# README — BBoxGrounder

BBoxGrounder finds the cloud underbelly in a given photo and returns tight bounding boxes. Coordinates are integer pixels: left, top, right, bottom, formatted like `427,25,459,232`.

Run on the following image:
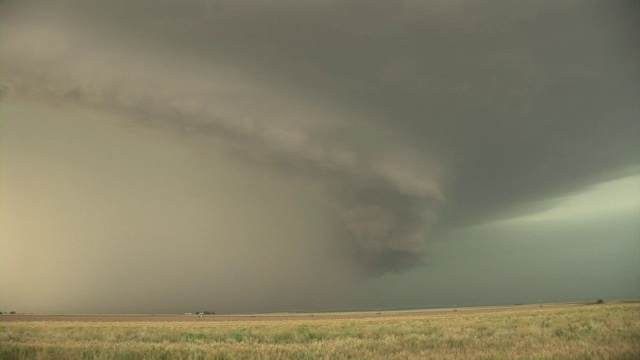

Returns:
2,24,446,275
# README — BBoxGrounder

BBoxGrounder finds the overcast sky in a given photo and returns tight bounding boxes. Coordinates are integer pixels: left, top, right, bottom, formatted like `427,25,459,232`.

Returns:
1,0,639,314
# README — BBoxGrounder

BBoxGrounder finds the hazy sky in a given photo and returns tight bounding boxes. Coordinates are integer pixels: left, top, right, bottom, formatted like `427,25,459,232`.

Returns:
1,0,639,314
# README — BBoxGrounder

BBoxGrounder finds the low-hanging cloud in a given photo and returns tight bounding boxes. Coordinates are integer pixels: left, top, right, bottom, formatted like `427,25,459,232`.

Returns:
2,0,638,281
2,18,446,274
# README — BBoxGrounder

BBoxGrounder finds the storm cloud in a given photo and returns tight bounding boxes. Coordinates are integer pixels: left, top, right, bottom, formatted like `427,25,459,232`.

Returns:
1,0,638,312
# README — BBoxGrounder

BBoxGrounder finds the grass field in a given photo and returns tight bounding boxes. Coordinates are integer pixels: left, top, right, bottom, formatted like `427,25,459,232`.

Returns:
1,302,639,359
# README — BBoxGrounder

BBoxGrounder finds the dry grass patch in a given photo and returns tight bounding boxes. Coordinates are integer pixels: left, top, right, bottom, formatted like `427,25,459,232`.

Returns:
2,302,639,359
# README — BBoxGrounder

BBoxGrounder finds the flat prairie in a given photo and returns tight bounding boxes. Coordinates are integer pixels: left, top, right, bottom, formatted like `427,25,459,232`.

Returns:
2,302,639,359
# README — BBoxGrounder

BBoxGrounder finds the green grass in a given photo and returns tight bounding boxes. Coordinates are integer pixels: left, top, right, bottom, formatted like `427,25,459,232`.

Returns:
1,303,639,359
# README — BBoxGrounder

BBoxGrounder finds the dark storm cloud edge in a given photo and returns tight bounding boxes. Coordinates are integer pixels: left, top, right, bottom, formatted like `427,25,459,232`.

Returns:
2,16,446,274
2,0,639,273
44,0,638,226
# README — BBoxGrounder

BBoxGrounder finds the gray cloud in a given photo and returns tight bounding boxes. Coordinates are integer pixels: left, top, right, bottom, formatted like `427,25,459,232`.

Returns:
2,6,446,274
2,0,638,282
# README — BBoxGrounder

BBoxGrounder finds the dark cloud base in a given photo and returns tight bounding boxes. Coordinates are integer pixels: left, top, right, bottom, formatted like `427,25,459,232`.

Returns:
1,0,638,277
